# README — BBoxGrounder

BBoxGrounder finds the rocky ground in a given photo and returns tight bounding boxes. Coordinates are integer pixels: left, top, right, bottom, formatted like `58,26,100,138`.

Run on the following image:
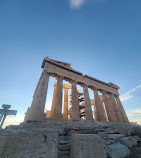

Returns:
0,119,141,158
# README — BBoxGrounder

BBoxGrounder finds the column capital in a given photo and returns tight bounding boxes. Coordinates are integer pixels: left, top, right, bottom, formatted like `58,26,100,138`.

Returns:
98,89,105,93
106,92,113,95
91,87,98,91
69,80,77,84
81,84,88,88
55,75,64,80
114,94,119,98
64,87,69,90
43,70,51,76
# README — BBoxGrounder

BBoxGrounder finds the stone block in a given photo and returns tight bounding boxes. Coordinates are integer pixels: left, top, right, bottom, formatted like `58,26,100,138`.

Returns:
119,136,140,148
108,134,125,140
133,126,141,137
117,126,134,136
70,134,107,158
106,142,131,158
105,128,118,134
0,132,58,158
97,132,107,138
58,144,70,151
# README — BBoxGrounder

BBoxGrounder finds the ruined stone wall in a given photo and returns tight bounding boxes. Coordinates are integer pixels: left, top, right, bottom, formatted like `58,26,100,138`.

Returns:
0,120,141,158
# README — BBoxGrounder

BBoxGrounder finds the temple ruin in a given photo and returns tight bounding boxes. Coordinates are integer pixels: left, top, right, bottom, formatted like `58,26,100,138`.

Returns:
1,57,141,158
24,57,129,124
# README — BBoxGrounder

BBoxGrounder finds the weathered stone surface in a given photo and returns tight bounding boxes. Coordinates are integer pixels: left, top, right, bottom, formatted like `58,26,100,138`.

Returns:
119,136,140,148
106,142,131,158
58,144,70,151
97,132,107,138
0,119,141,158
133,126,141,137
0,131,58,158
108,134,125,140
117,126,134,136
105,128,118,134
43,57,119,95
70,134,107,158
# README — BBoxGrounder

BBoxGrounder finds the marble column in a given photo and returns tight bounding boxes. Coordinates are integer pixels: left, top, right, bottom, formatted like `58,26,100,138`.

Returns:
52,76,63,119
94,105,98,121
83,85,93,120
30,71,50,121
107,93,123,123
71,81,80,121
93,88,107,122
24,107,31,122
63,88,69,119
115,95,129,123
33,73,43,98
101,100,108,122
101,90,115,122
50,84,57,118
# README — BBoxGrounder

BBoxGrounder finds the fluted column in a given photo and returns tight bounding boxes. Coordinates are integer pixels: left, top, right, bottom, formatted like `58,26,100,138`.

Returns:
107,93,123,123
33,72,43,98
101,90,115,122
93,88,107,122
115,95,129,123
30,71,50,121
71,81,80,121
24,107,31,122
83,85,93,120
101,100,108,122
63,88,69,119
52,76,63,119
94,105,98,121
50,84,57,118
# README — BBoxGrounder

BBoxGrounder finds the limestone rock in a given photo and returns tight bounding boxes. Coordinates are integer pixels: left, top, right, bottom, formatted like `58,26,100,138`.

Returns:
70,134,107,158
108,134,125,140
106,142,131,158
117,126,134,136
133,126,141,137
119,136,140,148
0,131,58,158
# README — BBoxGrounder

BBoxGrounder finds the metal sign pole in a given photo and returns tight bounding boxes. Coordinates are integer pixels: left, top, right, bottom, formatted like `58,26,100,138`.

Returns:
0,114,4,123
0,115,7,129
0,104,17,129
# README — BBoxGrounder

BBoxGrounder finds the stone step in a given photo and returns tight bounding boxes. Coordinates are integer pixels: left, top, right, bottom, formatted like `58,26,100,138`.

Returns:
58,144,70,151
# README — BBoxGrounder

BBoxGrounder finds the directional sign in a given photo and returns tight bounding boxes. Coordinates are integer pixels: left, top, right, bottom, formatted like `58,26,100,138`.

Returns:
2,104,11,109
0,109,17,115
0,104,17,129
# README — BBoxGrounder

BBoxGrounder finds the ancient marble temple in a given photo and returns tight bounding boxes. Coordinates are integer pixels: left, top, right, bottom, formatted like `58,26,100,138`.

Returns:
24,57,129,124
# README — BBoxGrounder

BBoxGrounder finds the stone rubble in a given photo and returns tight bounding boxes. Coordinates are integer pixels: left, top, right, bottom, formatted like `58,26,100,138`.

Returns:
0,119,141,158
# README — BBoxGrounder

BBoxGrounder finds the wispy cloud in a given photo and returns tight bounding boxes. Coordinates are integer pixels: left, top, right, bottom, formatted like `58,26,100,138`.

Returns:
69,0,86,8
69,0,108,9
127,109,141,117
120,85,141,101
127,109,141,125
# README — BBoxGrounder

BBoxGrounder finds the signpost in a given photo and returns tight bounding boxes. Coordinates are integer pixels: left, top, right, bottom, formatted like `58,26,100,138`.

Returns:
0,104,17,128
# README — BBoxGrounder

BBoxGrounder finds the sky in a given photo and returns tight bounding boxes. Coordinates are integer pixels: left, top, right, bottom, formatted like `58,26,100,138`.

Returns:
0,0,141,127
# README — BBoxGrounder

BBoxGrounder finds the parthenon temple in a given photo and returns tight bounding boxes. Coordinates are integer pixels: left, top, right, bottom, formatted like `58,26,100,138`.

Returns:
24,57,129,124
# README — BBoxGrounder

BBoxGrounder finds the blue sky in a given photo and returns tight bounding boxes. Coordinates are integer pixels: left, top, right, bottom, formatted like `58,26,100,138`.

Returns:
0,0,141,127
